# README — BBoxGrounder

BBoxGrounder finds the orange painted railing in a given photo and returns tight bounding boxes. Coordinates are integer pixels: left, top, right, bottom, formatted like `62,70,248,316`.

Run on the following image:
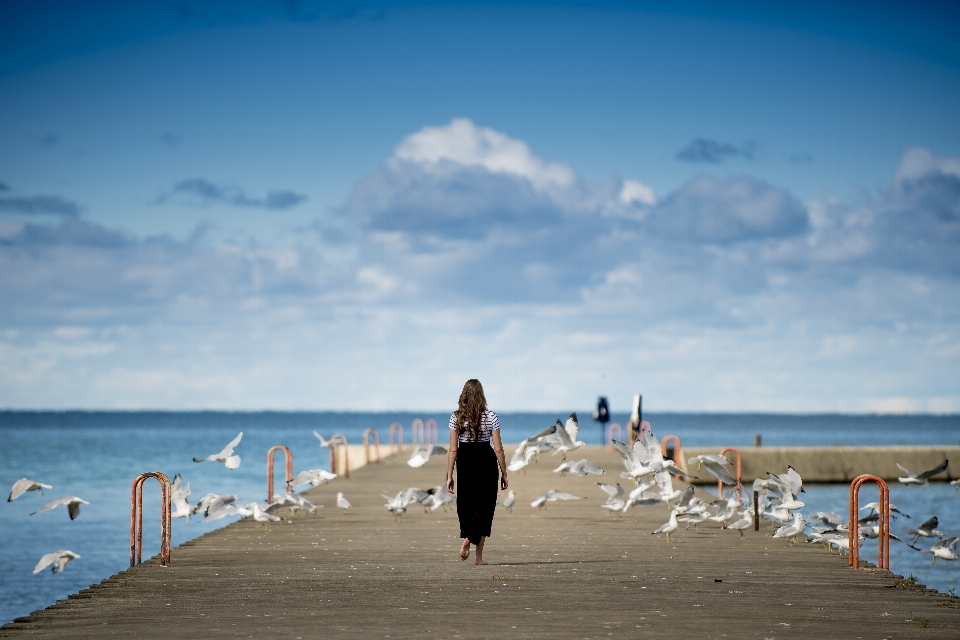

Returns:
631,420,651,447
330,434,350,479
606,423,622,451
719,446,743,503
425,418,439,444
363,428,381,464
130,472,171,567
411,418,425,444
849,474,890,570
389,422,404,452
267,445,293,502
661,435,682,467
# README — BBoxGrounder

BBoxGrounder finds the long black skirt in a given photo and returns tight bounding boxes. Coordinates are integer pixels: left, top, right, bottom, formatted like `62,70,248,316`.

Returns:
455,441,499,545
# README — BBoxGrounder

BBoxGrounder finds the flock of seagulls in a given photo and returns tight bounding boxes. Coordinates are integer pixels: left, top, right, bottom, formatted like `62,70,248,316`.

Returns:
8,477,88,574
9,430,351,576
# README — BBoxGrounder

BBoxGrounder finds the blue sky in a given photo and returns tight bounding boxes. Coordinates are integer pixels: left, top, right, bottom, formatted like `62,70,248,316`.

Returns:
1,1,959,412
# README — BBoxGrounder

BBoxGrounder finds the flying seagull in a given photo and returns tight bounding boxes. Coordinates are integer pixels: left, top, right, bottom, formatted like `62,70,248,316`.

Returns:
922,536,959,565
407,444,448,468
897,459,948,485
553,459,604,477
291,468,337,488
33,550,80,575
8,478,52,502
30,496,89,520
194,431,243,469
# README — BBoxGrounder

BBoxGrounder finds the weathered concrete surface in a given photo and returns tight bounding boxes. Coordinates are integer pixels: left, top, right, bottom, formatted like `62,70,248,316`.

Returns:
681,446,959,484
2,446,957,639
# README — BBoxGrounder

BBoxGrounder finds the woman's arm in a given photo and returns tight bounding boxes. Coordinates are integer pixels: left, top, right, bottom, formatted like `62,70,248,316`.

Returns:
491,430,509,490
446,426,459,493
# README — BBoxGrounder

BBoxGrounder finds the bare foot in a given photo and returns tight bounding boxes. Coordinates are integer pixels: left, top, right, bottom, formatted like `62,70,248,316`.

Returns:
459,541,470,561
475,559,488,566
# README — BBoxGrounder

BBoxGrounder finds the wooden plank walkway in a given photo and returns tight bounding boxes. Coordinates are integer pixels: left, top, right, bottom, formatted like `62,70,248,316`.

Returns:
2,446,957,639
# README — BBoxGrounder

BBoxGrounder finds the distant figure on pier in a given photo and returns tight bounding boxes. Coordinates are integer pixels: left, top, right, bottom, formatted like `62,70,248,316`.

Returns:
446,379,509,566
594,397,610,445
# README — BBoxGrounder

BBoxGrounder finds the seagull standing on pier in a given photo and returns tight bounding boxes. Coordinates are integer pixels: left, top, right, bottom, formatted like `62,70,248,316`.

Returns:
193,431,243,469
8,478,52,502
502,490,516,512
336,492,351,511
652,510,679,541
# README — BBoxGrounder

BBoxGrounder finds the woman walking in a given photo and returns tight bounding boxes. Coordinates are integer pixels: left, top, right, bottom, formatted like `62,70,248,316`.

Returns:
446,379,509,565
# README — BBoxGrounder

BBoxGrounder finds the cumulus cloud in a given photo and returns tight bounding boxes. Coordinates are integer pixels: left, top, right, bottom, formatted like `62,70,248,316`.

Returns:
163,178,307,210
677,138,755,163
1,120,957,412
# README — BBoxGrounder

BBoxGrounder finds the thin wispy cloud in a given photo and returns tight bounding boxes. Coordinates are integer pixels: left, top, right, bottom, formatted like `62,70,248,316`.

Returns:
677,138,755,163
162,178,307,210
0,195,81,217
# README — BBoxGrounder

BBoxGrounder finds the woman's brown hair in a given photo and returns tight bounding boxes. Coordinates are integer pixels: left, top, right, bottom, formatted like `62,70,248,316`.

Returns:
453,379,487,442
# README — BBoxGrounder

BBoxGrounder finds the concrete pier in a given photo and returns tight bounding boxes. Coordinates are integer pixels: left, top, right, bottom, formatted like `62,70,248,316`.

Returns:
2,446,957,638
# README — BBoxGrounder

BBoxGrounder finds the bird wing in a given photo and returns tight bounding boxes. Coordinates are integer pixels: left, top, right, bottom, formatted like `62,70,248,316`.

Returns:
565,414,579,442
31,496,72,515
313,430,331,447
510,439,531,466
10,478,50,502
579,460,604,475
916,459,948,481
531,425,558,440
554,421,574,447
217,431,243,458
429,444,448,456
596,483,620,498
33,551,62,574
896,463,916,478
551,491,583,501
702,460,736,485
67,500,83,520
785,466,804,495
918,516,938,531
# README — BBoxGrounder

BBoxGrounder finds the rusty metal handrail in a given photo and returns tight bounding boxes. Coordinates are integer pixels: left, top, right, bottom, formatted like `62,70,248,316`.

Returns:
606,423,622,452
389,422,404,452
330,434,350,478
634,420,651,447
267,445,293,502
424,418,438,444
849,474,890,570
130,472,171,567
411,418,425,445
363,428,381,464
719,446,743,503
661,435,682,467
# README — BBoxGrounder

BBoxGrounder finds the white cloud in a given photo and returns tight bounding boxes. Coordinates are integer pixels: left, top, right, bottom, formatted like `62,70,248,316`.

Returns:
1,123,958,412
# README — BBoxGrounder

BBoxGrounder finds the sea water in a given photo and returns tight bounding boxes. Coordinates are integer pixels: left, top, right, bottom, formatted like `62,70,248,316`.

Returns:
1,411,958,624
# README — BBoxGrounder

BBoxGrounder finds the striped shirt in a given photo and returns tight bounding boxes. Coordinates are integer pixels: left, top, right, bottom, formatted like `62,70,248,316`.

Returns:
449,410,501,443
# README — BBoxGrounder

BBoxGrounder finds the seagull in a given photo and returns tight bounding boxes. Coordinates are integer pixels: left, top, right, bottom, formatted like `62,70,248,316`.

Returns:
291,468,337,488
652,510,679,541
554,459,604,477
313,430,333,448
773,513,807,541
407,444,448,468
597,483,626,512
8,478,52,502
32,550,80,575
897,459,949,484
951,478,960,490
809,512,846,529
421,485,455,511
687,454,736,485
725,511,754,538
268,493,318,514
922,536,959,565
551,415,586,460
30,496,89,520
195,493,239,519
249,502,282,524
170,474,194,522
193,431,243,469
907,516,944,542
530,489,583,509
336,492,351,511
507,425,557,472
860,502,910,519
502,490,516,512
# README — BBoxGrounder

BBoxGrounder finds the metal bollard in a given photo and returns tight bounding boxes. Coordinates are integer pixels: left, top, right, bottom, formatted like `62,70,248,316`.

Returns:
389,422,404,453
606,423,622,452
330,434,350,478
753,490,759,531
425,418,438,444
267,445,293,502
849,474,890,569
363,428,381,464
719,447,743,503
130,472,171,567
